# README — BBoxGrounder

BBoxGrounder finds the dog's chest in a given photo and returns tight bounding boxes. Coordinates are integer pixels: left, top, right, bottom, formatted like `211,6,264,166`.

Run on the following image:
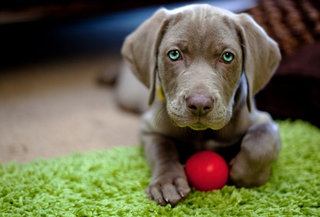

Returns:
176,129,242,163
180,129,242,150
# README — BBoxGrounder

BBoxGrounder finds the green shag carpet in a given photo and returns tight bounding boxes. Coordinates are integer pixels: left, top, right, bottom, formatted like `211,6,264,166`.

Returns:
1,120,320,216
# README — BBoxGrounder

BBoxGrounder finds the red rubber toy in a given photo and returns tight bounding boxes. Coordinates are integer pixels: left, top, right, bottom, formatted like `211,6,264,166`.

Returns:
185,150,229,191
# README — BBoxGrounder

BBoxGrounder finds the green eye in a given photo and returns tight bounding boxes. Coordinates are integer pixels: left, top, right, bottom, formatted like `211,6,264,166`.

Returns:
221,52,234,64
168,50,181,61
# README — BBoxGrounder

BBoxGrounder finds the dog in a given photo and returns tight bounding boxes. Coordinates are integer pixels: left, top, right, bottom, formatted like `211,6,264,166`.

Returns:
119,4,281,206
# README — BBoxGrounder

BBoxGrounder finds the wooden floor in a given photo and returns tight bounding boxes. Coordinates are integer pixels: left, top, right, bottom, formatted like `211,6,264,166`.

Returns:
0,55,140,163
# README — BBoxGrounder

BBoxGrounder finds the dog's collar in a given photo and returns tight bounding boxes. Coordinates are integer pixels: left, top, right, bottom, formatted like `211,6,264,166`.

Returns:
157,85,165,100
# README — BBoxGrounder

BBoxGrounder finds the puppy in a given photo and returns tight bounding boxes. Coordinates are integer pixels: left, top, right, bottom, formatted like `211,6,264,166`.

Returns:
120,4,281,206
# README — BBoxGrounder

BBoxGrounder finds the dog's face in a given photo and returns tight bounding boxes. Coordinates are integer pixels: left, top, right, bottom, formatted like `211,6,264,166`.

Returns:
122,4,281,130
157,9,243,130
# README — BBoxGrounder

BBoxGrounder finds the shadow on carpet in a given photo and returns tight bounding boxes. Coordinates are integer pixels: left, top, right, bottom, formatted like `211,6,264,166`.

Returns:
1,120,320,216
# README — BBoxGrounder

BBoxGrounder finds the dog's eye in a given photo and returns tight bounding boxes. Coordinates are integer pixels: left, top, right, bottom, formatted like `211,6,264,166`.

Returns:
221,52,234,64
168,50,181,61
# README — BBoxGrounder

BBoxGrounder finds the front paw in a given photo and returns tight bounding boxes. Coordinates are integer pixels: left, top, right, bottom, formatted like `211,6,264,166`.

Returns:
146,174,191,206
229,123,280,187
229,151,272,187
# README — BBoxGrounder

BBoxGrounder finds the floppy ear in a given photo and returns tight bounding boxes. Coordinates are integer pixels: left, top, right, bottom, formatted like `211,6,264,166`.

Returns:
121,9,170,106
236,13,281,112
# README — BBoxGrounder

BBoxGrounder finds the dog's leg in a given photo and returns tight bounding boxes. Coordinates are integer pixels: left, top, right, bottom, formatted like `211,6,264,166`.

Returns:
229,112,281,187
142,133,191,206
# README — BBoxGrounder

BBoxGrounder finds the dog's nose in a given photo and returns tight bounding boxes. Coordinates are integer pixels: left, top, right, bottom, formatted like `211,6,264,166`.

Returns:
186,94,214,116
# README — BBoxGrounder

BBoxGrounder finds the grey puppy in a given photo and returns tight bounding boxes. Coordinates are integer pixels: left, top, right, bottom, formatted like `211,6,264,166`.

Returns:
119,4,281,206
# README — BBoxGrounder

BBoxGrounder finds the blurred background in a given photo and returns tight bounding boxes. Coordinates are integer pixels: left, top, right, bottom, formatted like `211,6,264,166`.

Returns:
0,0,319,162
0,0,256,67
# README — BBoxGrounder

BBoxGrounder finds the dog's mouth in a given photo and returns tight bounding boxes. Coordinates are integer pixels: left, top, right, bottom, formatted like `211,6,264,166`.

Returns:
167,97,231,131
173,117,226,131
188,122,209,130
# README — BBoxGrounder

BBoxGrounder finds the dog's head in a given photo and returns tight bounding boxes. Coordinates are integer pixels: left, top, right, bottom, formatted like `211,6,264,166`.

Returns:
122,4,281,130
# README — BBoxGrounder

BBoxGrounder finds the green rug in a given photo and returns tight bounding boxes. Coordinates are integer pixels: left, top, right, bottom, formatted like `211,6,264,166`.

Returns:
1,120,320,216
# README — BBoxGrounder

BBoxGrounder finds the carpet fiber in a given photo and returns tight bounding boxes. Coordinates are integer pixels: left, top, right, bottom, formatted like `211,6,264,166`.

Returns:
1,120,320,216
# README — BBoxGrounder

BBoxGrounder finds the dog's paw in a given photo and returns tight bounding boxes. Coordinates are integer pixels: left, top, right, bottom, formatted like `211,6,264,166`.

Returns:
229,150,272,187
146,175,191,206
230,123,280,187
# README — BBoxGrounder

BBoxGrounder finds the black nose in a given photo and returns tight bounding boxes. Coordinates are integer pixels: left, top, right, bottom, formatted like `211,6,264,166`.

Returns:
186,94,214,116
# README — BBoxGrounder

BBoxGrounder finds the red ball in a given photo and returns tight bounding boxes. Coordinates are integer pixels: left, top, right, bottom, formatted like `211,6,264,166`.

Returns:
185,151,229,191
